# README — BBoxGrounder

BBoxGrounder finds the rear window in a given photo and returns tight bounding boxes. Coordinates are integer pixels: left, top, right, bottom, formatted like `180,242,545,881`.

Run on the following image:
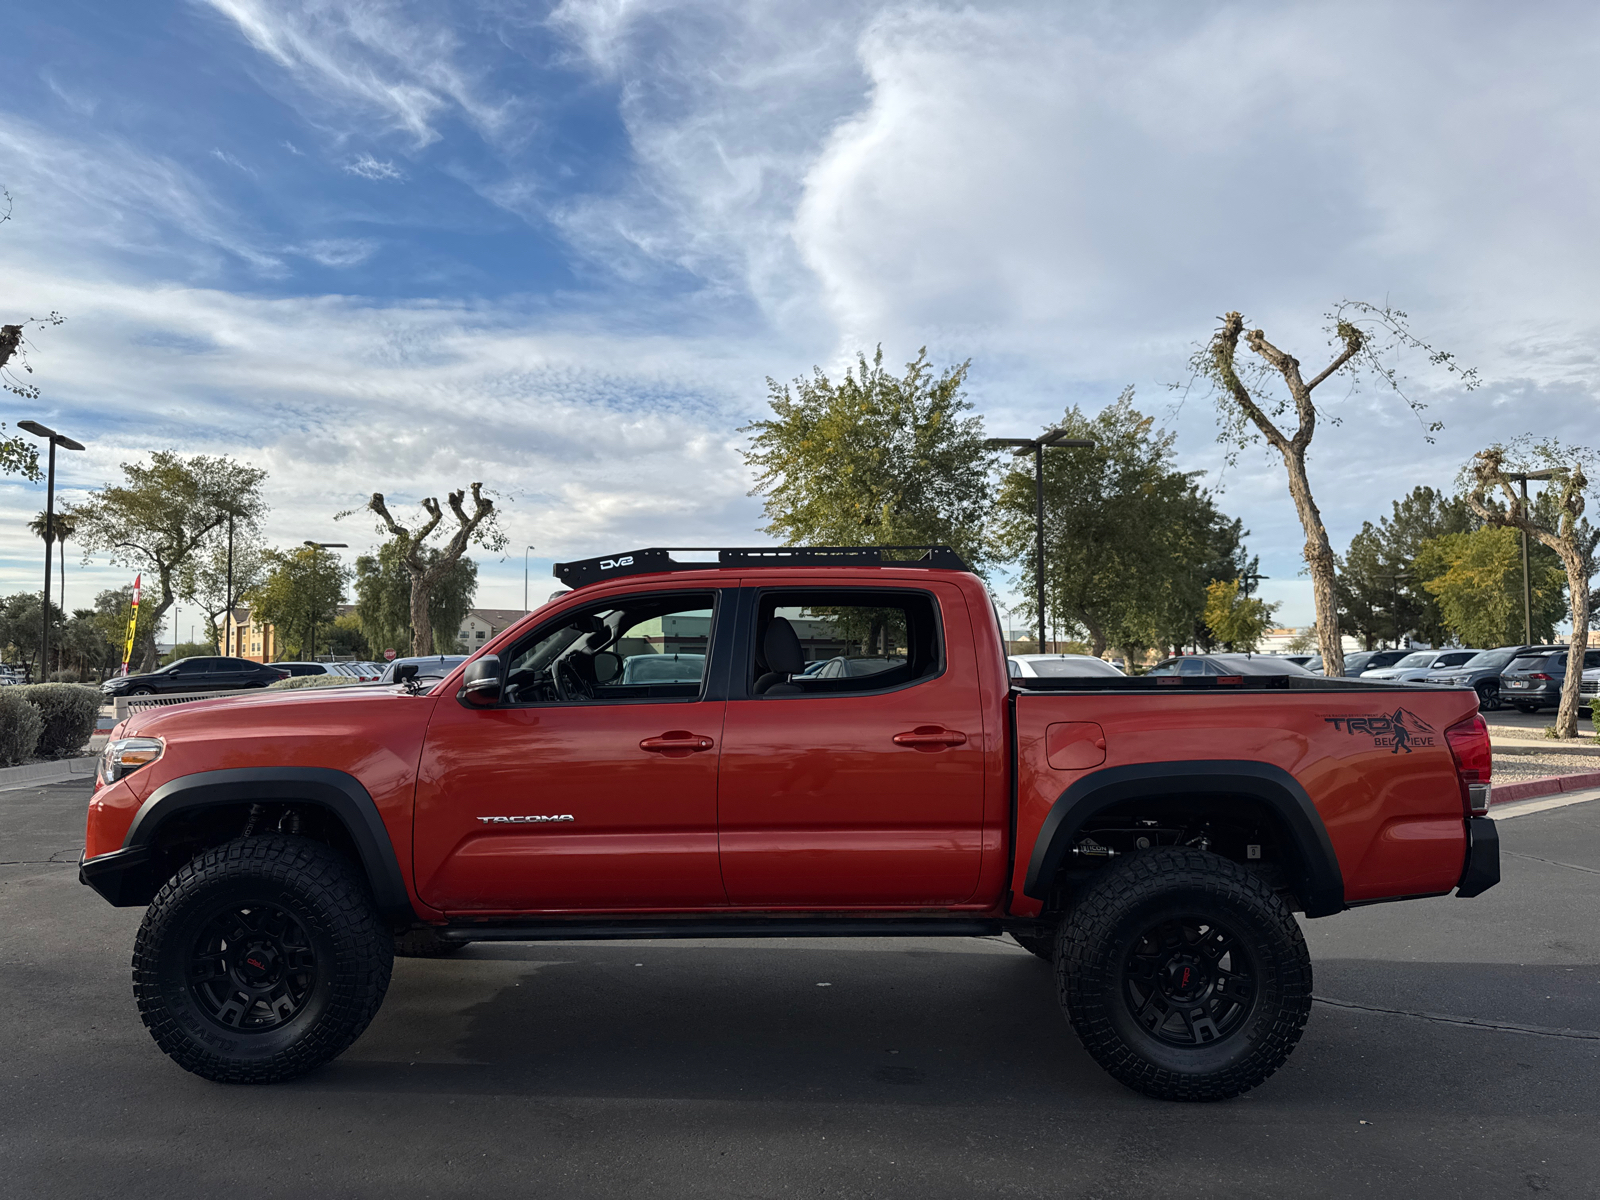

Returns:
1508,655,1550,672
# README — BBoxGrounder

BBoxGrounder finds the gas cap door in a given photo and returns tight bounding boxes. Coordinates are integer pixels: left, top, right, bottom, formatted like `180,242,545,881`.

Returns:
1045,721,1107,770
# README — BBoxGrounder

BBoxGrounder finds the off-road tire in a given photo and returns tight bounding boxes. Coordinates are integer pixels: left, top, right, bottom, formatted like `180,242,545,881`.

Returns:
133,836,393,1084
395,927,470,957
1476,682,1501,712
1056,847,1312,1102
1011,931,1056,961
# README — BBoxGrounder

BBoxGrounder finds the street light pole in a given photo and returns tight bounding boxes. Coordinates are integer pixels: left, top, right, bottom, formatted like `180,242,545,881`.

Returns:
18,421,85,681
302,541,348,661
524,545,536,612
1505,470,1559,645
984,428,1097,652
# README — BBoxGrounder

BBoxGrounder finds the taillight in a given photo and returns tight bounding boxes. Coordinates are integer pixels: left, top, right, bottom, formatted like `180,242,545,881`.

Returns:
1527,673,1553,681
1445,713,1492,816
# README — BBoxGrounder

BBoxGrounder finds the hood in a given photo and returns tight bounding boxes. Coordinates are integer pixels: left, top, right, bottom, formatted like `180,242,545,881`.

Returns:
123,681,419,737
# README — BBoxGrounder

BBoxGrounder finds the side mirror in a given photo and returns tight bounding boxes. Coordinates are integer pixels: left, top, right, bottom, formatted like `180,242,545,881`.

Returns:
392,663,418,686
459,655,502,706
592,651,622,684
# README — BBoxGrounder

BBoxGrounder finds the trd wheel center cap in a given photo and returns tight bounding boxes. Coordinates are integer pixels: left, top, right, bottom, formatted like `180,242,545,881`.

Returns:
235,942,281,986
1161,956,1209,1002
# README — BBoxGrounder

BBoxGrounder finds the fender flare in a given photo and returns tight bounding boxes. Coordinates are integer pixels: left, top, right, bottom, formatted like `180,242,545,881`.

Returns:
82,766,415,921
1022,760,1346,918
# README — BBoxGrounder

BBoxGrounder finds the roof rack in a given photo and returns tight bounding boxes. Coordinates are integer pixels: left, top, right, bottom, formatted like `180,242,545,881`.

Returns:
552,545,969,589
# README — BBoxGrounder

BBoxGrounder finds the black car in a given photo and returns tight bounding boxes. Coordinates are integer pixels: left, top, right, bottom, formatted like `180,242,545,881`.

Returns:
101,656,288,697
1499,646,1600,712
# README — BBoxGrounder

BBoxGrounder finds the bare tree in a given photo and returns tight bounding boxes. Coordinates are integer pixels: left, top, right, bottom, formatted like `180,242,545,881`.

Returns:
1465,442,1597,738
366,484,505,656
1192,302,1477,676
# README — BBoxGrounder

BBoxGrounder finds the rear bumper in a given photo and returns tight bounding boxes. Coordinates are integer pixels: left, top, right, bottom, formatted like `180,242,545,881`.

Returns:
1455,817,1500,898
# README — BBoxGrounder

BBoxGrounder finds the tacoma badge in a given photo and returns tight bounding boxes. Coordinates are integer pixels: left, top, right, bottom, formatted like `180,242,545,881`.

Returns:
477,814,576,824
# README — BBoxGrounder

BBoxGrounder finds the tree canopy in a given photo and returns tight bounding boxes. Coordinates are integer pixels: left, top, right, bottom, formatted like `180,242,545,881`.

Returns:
1413,527,1565,648
73,452,268,671
742,347,992,568
1337,486,1476,649
353,539,477,658
247,546,352,661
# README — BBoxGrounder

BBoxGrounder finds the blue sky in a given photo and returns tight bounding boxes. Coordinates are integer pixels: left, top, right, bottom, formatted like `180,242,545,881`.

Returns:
3,0,1598,637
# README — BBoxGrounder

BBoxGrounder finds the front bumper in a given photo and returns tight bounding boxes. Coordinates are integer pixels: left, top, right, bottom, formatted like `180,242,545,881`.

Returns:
1456,817,1500,898
78,846,162,907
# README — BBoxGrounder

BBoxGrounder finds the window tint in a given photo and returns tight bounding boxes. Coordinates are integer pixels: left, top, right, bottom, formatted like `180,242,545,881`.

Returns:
501,592,714,704
1585,650,1600,668
171,659,207,675
751,589,940,696
1508,655,1548,672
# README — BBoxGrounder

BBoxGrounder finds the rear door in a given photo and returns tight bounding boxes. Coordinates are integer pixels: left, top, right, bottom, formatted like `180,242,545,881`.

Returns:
715,582,988,907
413,587,730,913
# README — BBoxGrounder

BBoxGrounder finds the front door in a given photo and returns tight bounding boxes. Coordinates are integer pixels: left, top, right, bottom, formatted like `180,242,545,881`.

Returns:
413,588,729,913
716,583,988,907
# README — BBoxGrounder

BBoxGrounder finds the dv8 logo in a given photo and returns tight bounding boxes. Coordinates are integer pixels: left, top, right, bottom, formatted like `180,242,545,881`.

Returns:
599,556,634,570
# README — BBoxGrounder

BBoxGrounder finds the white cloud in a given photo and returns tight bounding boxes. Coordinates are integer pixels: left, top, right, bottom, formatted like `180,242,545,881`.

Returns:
198,0,516,147
342,153,403,181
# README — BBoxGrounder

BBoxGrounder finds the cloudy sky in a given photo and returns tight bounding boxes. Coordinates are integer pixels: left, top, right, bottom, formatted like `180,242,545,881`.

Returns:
2,0,1596,636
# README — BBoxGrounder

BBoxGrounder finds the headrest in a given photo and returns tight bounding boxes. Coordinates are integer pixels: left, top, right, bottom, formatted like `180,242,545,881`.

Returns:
762,617,805,675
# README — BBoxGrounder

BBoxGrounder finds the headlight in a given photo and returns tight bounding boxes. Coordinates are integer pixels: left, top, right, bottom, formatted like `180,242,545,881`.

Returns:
99,737,163,786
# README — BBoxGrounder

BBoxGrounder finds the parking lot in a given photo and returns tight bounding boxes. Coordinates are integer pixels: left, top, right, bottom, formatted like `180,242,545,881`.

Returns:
4,776,1599,1199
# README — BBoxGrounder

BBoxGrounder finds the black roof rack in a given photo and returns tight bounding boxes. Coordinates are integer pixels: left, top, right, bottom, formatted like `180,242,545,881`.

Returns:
552,545,969,589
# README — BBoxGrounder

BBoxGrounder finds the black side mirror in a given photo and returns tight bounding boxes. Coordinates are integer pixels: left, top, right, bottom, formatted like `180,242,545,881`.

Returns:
459,655,502,706
393,664,419,686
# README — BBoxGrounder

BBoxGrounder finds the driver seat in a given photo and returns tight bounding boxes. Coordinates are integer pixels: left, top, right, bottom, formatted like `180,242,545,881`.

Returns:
754,618,805,695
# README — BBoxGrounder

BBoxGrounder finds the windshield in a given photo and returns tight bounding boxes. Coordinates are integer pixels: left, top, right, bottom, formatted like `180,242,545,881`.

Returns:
1025,657,1124,677
1394,652,1436,668
1462,648,1519,669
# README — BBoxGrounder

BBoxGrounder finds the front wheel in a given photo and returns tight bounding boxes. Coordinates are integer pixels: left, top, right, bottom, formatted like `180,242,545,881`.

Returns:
132,836,393,1084
1476,682,1501,712
131,687,154,696
1057,847,1312,1102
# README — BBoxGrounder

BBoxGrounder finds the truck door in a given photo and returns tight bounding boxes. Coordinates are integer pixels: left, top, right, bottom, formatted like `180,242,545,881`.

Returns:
413,588,729,912
716,583,988,906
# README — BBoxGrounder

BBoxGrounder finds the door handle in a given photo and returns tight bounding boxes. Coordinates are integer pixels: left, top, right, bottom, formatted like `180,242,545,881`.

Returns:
892,726,967,748
640,731,716,756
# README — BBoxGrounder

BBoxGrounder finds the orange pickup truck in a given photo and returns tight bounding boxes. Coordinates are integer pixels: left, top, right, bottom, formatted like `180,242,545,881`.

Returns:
81,546,1496,1100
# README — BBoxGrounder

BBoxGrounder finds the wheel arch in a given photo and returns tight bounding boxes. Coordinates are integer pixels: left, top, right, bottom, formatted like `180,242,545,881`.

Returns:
86,767,415,921
1022,760,1346,918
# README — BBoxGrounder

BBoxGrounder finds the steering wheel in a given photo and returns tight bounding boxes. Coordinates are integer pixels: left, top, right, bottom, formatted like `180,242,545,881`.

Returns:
553,655,595,702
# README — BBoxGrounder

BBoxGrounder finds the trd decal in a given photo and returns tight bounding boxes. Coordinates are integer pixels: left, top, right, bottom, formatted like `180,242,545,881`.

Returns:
1324,709,1437,753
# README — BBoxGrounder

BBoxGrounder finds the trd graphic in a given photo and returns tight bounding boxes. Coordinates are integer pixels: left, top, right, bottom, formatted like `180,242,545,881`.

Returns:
1324,709,1438,753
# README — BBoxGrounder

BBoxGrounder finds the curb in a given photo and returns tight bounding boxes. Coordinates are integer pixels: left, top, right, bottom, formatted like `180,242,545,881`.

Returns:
1491,771,1600,806
0,755,98,792
1493,741,1600,758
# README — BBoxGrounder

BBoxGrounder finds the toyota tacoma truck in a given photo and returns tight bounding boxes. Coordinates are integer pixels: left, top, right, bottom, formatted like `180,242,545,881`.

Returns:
80,546,1499,1101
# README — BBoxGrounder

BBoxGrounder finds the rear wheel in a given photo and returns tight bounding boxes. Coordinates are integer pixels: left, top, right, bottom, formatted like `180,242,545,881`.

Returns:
132,836,392,1084
1057,847,1311,1102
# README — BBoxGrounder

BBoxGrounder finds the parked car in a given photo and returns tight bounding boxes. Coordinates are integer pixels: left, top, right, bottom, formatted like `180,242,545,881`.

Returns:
333,662,385,682
1360,648,1480,683
1146,653,1315,677
1580,667,1598,715
1498,646,1600,712
82,544,1497,1102
271,661,344,677
620,653,706,684
377,654,468,686
1420,644,1567,712
1336,649,1412,677
100,656,287,698
1008,653,1125,678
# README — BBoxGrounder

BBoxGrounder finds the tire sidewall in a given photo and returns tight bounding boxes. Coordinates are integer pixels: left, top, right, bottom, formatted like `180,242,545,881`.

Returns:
145,870,343,1065
1093,886,1286,1078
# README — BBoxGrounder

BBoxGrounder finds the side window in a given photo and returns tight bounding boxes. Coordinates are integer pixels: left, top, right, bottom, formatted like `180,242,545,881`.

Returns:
1177,658,1209,676
500,591,715,705
750,589,941,696
172,659,207,676
1584,650,1600,669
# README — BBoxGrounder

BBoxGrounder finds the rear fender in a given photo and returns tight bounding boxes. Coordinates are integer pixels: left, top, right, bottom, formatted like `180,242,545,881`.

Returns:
1022,760,1346,917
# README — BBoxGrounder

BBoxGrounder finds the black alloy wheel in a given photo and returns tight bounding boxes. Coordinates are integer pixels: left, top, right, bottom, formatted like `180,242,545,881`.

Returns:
1476,682,1501,712
187,901,318,1031
1057,847,1312,1102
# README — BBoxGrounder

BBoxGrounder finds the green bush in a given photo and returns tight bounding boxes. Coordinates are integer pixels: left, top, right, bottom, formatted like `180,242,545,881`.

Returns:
266,674,368,691
17,683,103,757
0,689,44,765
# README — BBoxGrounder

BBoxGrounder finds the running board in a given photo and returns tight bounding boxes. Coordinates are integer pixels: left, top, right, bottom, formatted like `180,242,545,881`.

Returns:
437,917,1004,942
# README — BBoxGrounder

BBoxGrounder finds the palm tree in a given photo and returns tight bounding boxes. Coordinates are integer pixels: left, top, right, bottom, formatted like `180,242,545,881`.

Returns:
27,508,76,621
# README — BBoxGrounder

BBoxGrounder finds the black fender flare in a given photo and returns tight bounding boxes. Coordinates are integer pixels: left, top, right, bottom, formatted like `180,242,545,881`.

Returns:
81,766,416,922
1022,760,1346,918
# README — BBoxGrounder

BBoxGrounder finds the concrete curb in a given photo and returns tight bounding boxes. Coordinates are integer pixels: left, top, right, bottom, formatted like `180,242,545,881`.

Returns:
1491,771,1600,806
1493,740,1600,758
0,756,98,792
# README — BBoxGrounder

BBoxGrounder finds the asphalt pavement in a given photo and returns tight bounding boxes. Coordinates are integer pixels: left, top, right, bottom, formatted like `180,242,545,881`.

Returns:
4,779,1599,1199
